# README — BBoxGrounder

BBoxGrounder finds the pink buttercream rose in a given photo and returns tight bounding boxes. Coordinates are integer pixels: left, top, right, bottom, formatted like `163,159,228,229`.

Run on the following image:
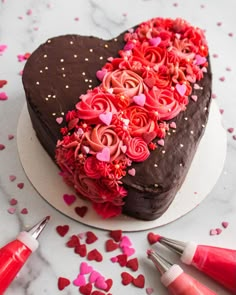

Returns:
122,105,159,137
125,137,150,162
145,87,184,120
102,69,147,99
76,88,117,124
84,124,124,161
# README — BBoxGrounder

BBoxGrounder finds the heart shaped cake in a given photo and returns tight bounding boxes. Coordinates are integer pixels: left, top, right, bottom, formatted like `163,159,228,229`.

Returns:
22,17,212,220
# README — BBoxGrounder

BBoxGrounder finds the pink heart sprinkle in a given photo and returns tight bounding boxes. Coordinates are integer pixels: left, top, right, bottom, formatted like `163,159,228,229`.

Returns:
21,208,28,214
176,84,186,96
26,9,32,15
110,256,118,263
157,139,164,147
216,228,222,235
128,168,136,176
81,145,90,154
17,54,25,62
219,109,224,114
89,271,101,283
17,182,24,189
0,44,7,54
8,207,16,214
149,37,161,47
96,69,107,81
170,122,176,129
96,147,110,162
10,198,18,205
56,117,63,124
194,83,201,90
0,144,5,150
99,112,112,126
122,246,135,257
94,276,108,290
222,221,229,228
80,262,93,275
8,134,14,140
146,287,154,295
227,128,234,133
191,95,198,102
210,229,217,236
73,274,86,287
219,76,225,82
121,145,127,153
63,194,76,206
120,236,132,248
9,175,16,182
233,135,236,140
0,92,8,100
133,93,146,106
195,54,206,66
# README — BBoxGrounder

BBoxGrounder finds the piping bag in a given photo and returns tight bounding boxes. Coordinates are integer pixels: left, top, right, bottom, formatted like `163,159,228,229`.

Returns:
0,216,50,294
156,235,236,294
147,249,217,295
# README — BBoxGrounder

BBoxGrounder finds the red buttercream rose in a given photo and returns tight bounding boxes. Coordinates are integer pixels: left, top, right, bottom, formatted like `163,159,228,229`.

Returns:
76,88,117,124
125,137,150,162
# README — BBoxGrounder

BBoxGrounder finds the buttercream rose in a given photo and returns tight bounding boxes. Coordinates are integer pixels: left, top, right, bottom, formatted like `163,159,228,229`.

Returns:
76,88,117,124
145,87,184,120
122,105,159,137
102,69,147,99
84,124,124,162
125,137,150,162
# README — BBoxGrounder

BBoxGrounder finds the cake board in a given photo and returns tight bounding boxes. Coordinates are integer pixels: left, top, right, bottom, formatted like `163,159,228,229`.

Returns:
17,101,227,232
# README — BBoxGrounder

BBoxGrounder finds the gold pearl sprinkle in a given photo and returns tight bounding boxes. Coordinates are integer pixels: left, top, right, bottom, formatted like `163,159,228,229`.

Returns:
85,79,88,82
190,130,194,134
99,56,103,60
61,112,64,115
184,117,188,121
36,81,40,85
82,72,86,76
48,95,51,98
53,95,56,98
104,44,108,48
65,85,69,88
162,150,166,154
180,163,183,167
61,67,65,71
154,164,158,168
60,59,64,62
44,54,47,58
154,184,159,187
88,85,92,88
40,70,43,73
52,112,56,116
89,49,93,52
74,54,78,58
85,58,89,61
45,97,49,101
89,79,92,83
180,144,184,148
114,38,118,42
202,124,205,128
70,41,74,45
45,66,48,70
172,130,176,133
62,74,66,77
47,39,51,43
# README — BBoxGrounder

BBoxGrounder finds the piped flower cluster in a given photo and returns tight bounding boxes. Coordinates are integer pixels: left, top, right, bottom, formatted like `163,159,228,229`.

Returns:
56,17,208,218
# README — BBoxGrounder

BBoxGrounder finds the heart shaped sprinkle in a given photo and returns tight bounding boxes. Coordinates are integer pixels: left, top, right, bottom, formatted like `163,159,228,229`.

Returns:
9,175,16,182
21,208,28,214
86,231,98,244
133,274,145,288
0,92,8,100
105,239,119,252
73,274,86,287
133,93,146,106
222,221,229,228
56,225,69,237
0,80,7,88
81,145,90,154
176,83,187,96
209,229,217,236
17,182,24,189
94,276,108,290
0,144,5,150
96,147,110,162
116,254,128,267
89,270,102,283
56,117,63,124
87,249,103,262
75,244,87,257
157,139,164,147
227,128,234,133
9,198,18,205
121,272,133,286
91,291,106,295
120,235,132,248
126,257,139,271
63,193,76,206
191,95,198,102
104,278,113,292
128,168,136,176
195,54,206,66
120,145,127,153
146,287,154,294
216,228,222,235
122,246,135,257
96,69,107,81
99,112,113,126
142,131,157,144
110,256,118,263
80,262,93,275
75,206,88,217
169,122,177,129
66,235,80,248
109,229,122,242
149,37,161,47
8,207,16,214
79,283,93,295
147,232,162,244
8,134,14,140
58,277,70,290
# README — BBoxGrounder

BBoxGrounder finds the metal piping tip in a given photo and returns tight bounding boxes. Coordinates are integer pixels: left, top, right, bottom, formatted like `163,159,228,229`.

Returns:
27,216,50,240
158,237,186,255
147,249,172,275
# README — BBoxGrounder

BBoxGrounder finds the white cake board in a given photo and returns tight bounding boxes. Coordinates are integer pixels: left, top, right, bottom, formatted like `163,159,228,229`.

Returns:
17,101,226,231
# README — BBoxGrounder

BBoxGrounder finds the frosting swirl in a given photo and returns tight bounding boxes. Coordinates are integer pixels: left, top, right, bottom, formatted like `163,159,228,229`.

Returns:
125,137,150,162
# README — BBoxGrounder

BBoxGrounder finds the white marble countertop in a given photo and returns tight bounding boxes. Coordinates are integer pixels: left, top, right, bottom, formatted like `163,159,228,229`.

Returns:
0,0,236,294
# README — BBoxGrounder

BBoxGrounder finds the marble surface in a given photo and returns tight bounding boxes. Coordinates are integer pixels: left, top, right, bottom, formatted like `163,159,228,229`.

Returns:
0,0,236,294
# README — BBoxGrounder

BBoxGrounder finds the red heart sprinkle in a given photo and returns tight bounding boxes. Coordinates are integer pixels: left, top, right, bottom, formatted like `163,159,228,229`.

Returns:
75,244,87,257
116,254,128,267
147,232,161,245
87,249,103,262
132,274,145,288
109,229,122,242
75,206,88,217
58,277,70,290
105,239,119,252
121,272,133,285
104,278,113,292
21,208,28,214
85,231,98,244
0,80,7,88
66,235,80,248
222,221,229,228
91,291,106,295
9,198,18,205
17,182,24,189
126,257,139,271
0,144,6,150
79,282,92,295
56,225,69,237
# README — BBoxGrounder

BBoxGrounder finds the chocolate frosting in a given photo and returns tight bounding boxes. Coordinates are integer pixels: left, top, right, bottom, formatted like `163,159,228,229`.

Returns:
22,32,212,220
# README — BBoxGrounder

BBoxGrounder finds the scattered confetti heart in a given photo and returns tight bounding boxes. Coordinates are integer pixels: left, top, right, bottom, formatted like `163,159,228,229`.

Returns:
104,278,113,292
122,246,135,257
56,117,63,124
191,95,198,102
0,144,6,150
87,249,103,262
222,221,229,228
86,231,98,244
210,229,217,236
75,244,87,257
157,139,164,146
66,235,80,248
126,257,139,271
8,134,14,140
58,277,70,291
147,232,162,244
89,270,102,283
63,193,76,205
0,44,7,54
116,254,128,267
110,229,122,242
105,239,119,252
128,168,136,176
216,228,222,235
79,283,93,295
96,69,107,81
0,92,8,100
56,225,70,237
91,291,106,295
9,175,16,182
146,287,154,294
169,122,176,129
110,256,118,263
8,207,16,214
121,272,133,286
17,182,24,189
149,37,161,46
80,262,93,275
94,276,108,290
120,236,132,248
227,128,234,133
0,80,7,88
73,274,86,287
21,208,28,214
75,206,88,217
132,274,145,288
9,198,18,205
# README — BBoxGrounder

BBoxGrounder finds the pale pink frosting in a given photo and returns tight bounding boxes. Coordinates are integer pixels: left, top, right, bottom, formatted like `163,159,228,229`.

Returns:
76,88,117,124
102,69,147,99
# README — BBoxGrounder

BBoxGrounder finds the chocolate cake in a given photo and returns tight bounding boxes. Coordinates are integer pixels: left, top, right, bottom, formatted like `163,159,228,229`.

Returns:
22,17,212,220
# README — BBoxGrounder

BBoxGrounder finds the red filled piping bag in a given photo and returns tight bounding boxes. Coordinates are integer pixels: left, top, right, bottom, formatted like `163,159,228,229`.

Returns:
156,236,236,294
147,249,217,295
0,216,50,294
